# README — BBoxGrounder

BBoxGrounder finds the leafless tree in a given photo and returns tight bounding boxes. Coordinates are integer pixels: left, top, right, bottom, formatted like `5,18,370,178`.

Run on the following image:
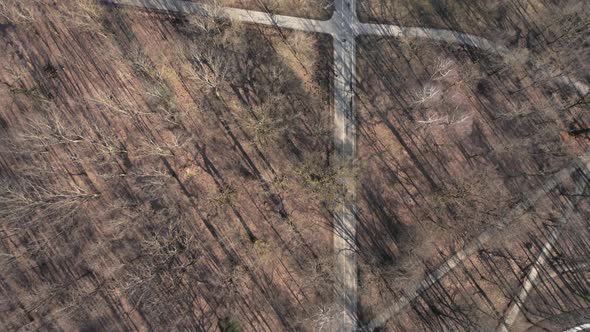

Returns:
185,0,226,34
0,178,99,233
0,0,37,24
58,0,106,37
431,57,454,81
19,104,86,148
131,166,174,200
310,304,340,331
413,85,441,106
417,106,471,126
186,46,231,97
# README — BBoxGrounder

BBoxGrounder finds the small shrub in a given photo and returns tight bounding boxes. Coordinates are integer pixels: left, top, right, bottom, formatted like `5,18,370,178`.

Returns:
210,185,236,208
218,316,241,332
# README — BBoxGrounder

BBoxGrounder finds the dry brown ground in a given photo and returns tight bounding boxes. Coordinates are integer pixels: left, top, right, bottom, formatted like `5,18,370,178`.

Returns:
0,1,337,331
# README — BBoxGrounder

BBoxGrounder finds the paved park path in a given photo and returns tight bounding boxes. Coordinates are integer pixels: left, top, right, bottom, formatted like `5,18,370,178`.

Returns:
103,1,590,330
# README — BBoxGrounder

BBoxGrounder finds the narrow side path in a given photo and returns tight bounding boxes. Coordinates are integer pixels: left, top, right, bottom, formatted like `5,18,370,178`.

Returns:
564,323,590,332
103,0,334,33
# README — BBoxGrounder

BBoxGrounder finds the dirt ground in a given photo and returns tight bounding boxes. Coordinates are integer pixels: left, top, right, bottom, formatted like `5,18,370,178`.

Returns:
0,1,336,331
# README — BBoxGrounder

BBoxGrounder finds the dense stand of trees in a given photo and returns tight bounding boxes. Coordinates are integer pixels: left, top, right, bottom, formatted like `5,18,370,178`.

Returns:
353,1,589,328
0,1,338,331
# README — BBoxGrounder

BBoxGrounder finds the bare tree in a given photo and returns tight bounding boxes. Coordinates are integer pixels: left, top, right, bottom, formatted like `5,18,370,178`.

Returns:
58,0,106,37
186,46,231,97
0,0,37,24
145,82,187,126
185,0,226,34
0,178,99,232
131,166,175,200
19,104,86,148
416,106,471,126
431,57,454,81
310,304,341,331
413,85,441,106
